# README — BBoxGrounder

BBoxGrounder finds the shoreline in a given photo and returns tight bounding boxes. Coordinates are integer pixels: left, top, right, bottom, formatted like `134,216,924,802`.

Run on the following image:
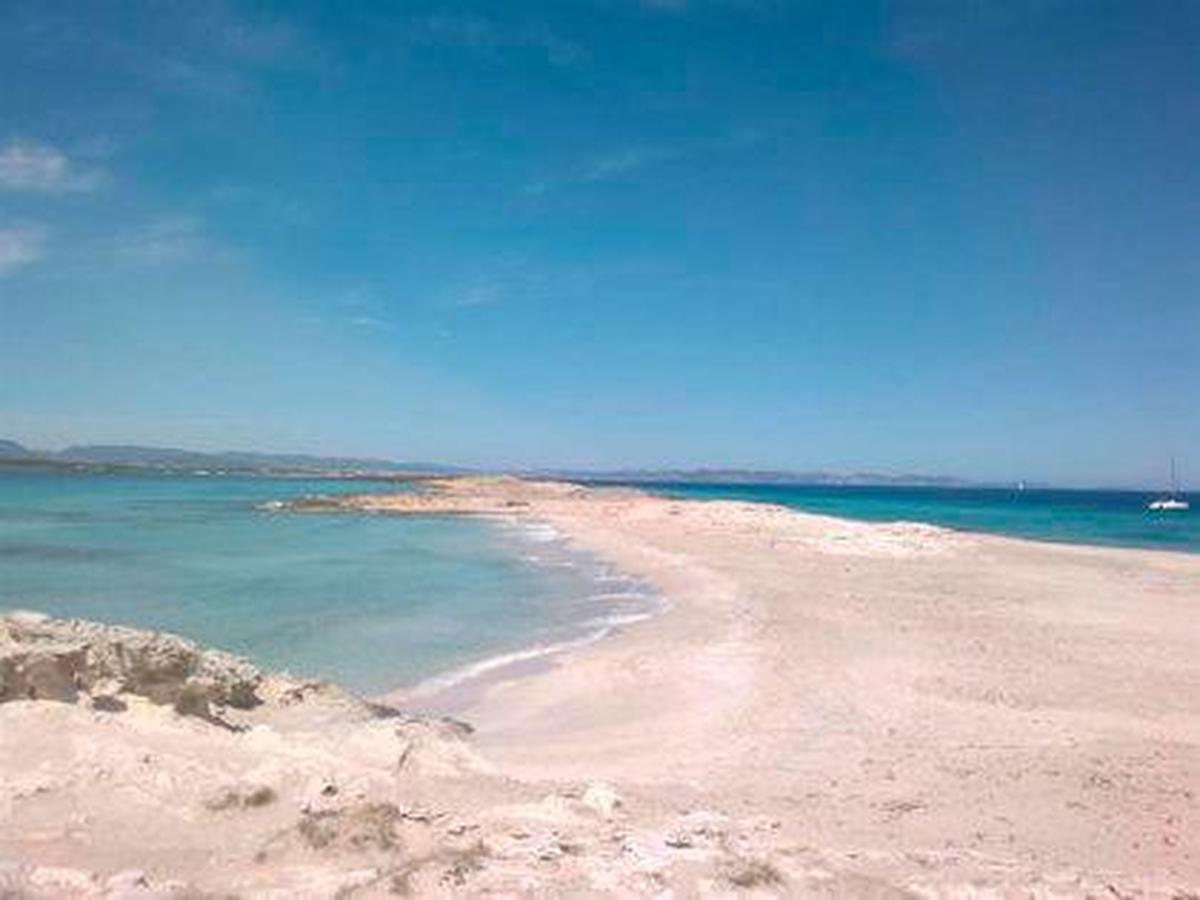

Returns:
382,509,667,716
4,475,1198,895
634,486,1200,557
322,477,1200,890
296,475,1200,560
330,476,1200,721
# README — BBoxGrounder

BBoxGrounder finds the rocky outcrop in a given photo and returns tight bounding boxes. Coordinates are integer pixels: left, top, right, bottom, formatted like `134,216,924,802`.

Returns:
0,611,263,717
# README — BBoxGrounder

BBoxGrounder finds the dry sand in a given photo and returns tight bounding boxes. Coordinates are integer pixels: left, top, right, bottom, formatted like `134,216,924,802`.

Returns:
3,477,1199,897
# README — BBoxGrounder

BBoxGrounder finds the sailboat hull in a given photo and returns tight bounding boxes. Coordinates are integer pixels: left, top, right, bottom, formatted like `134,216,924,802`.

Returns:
1148,498,1190,511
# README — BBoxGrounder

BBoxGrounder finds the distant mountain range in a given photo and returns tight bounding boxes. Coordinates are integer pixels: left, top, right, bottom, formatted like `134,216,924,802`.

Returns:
534,467,971,487
0,438,973,486
0,439,465,477
0,440,28,459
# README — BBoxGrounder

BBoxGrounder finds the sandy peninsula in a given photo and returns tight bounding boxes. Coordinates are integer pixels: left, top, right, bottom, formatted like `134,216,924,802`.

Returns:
3,477,1199,897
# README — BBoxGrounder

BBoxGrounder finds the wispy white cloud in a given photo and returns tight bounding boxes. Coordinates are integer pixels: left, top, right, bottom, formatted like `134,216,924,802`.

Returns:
107,215,231,267
146,5,313,96
318,286,399,331
525,128,765,195
426,267,518,310
0,140,106,193
885,0,1076,64
216,13,304,66
523,146,670,195
0,224,47,276
8,3,315,103
347,314,396,332
633,0,778,13
451,285,506,309
432,258,595,315
581,147,677,182
412,14,586,68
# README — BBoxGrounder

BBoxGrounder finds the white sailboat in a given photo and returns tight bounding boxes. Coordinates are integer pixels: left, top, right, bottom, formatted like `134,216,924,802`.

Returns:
1148,458,1190,511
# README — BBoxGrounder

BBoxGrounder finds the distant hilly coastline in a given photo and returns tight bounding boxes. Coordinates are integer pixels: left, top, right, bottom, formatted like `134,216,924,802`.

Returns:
0,439,465,478
0,438,974,487
547,468,972,487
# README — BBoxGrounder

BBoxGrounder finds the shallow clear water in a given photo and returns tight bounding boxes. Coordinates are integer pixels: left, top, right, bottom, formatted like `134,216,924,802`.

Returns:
636,482,1200,553
0,469,651,693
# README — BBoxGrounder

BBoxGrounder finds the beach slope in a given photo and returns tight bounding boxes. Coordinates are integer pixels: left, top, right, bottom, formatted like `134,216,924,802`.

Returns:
347,478,1200,894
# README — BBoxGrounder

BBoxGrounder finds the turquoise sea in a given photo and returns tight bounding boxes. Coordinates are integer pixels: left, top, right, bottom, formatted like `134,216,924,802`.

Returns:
0,470,653,694
636,482,1200,553
3,472,1194,697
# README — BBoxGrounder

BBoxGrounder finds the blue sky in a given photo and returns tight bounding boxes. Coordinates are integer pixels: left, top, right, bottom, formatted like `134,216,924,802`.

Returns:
1,1,1197,486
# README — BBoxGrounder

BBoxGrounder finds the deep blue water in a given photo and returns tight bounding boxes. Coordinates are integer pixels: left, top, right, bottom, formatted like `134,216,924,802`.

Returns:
0,469,650,693
635,483,1200,553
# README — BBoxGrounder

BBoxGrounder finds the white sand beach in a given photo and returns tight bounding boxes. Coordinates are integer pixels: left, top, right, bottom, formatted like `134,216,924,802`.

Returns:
3,477,1198,897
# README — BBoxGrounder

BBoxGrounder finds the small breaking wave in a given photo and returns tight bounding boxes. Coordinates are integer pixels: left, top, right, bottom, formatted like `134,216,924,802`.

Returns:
405,632,602,698
519,522,563,544
407,582,666,702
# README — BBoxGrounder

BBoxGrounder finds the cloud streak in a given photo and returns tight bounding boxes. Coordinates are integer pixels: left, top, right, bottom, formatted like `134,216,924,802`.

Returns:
581,147,677,182
524,128,764,195
0,224,47,276
633,0,780,13
0,140,106,193
104,215,233,267
523,146,673,195
411,14,586,68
